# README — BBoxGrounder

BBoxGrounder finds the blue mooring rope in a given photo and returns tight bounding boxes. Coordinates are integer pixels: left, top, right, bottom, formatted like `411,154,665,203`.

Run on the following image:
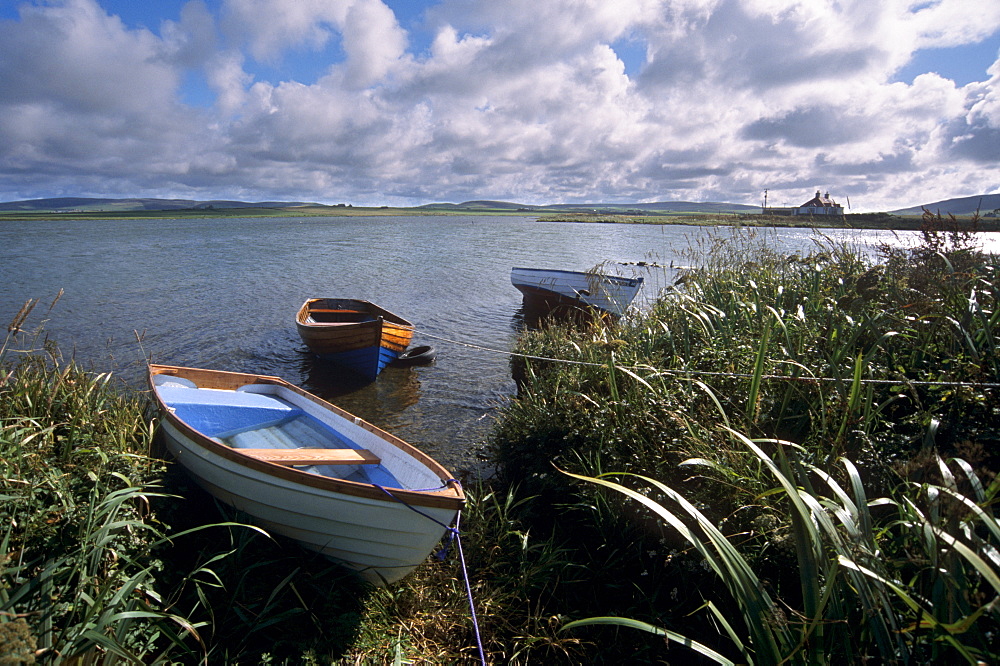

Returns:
375,482,487,665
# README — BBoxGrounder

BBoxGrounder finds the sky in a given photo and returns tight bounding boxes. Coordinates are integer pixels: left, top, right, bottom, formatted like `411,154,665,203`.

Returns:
1,0,999,212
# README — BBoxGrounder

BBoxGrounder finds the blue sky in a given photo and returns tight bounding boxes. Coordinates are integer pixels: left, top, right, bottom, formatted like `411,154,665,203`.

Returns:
1,0,998,211
893,38,1000,86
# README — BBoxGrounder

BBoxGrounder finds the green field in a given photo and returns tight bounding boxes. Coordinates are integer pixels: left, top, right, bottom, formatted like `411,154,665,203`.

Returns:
0,204,958,230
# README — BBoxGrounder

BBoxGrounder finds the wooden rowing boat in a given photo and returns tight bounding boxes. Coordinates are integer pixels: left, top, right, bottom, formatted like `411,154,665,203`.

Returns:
149,364,464,585
295,298,414,381
510,267,644,318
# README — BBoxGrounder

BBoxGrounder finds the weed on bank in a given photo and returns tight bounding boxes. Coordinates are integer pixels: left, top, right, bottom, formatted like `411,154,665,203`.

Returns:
483,212,999,663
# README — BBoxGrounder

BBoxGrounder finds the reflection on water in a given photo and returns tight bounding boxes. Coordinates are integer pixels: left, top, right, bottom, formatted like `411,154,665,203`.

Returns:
298,353,389,398
299,352,422,425
510,303,616,331
510,304,556,332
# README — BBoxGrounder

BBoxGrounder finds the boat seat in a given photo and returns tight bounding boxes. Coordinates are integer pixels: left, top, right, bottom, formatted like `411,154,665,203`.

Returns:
308,308,363,313
237,448,381,466
157,385,294,410
306,310,376,323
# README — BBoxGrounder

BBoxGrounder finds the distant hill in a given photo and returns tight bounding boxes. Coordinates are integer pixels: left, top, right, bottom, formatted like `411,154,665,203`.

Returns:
891,194,1000,217
418,200,526,211
4,197,761,215
0,197,318,212
419,200,761,214
4,194,997,217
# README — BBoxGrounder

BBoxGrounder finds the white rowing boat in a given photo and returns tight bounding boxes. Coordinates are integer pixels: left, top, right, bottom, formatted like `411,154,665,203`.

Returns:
149,364,464,585
511,267,644,318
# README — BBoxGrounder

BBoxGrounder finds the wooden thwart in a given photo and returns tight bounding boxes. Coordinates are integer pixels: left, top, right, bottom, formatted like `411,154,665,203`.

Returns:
239,447,381,466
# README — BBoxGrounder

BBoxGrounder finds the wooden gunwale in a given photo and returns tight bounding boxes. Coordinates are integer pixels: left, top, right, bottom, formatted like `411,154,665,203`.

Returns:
296,299,414,329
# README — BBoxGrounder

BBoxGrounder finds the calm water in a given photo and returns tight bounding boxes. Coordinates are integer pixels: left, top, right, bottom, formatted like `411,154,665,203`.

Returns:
3,215,996,474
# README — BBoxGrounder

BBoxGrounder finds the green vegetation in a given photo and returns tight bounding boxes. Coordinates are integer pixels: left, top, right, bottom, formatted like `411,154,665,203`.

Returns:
540,210,1000,231
2,210,998,663
480,210,999,662
0,205,466,222
4,193,998,228
0,304,391,664
0,298,199,664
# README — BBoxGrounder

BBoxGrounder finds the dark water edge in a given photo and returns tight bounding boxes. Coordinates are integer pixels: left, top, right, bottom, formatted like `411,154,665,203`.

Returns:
4,215,998,476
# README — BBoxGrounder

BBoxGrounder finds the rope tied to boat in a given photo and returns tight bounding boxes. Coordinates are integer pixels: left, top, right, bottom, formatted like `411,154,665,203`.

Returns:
374,481,487,666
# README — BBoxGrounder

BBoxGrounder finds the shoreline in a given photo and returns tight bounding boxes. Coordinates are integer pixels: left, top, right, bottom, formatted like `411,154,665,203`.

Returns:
3,205,999,231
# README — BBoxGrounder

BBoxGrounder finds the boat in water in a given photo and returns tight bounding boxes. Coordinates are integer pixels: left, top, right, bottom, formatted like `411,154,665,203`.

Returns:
149,363,465,585
295,298,414,381
510,267,644,318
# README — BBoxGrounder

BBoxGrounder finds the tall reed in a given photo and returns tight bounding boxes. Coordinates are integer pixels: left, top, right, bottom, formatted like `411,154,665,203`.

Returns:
502,221,998,491
1,314,207,663
487,221,999,661
561,433,999,664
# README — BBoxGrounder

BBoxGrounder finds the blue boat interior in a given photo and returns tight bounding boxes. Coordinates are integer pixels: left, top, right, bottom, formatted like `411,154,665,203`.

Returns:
157,384,400,487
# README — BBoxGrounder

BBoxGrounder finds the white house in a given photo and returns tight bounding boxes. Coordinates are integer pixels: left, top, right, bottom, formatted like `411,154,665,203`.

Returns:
795,191,844,216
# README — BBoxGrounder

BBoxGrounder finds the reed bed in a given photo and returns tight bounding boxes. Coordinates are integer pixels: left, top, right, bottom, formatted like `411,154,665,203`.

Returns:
1,305,199,664
479,211,999,663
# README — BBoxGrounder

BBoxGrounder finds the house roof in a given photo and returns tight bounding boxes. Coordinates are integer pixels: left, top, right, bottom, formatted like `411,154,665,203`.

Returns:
800,190,840,208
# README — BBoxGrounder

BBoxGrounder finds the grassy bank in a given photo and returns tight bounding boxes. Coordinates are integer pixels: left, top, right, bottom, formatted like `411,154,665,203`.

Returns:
481,211,1000,663
0,305,188,663
3,210,998,663
0,311,399,664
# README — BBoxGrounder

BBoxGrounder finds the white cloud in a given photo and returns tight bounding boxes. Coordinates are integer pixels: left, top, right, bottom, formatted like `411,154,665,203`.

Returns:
907,0,1000,49
161,0,218,68
0,0,180,114
221,0,350,62
0,0,997,209
338,0,409,87
221,0,408,87
206,50,254,114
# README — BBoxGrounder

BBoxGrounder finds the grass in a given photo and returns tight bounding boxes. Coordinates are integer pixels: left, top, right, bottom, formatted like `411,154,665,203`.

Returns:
562,436,1000,664
9,204,990,232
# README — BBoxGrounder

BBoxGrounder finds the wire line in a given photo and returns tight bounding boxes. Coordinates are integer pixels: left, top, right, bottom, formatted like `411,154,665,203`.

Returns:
413,329,1000,389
